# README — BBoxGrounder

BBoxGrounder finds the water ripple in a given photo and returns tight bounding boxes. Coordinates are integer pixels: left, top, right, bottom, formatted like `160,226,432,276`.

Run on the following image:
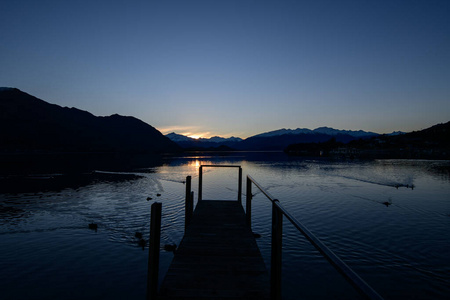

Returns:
1,158,450,299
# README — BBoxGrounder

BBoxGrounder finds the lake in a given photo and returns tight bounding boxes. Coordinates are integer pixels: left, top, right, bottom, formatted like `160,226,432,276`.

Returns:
1,152,449,299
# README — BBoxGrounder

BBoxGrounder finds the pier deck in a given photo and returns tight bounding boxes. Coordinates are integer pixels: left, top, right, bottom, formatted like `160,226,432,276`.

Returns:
158,200,269,300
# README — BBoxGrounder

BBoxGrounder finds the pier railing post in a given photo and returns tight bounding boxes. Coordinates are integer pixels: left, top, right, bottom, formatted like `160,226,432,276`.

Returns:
271,201,282,300
246,176,252,227
198,166,203,201
185,176,193,231
238,167,242,204
147,202,162,300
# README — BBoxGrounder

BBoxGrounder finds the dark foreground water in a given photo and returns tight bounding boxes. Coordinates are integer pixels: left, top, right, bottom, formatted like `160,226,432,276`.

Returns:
1,153,449,299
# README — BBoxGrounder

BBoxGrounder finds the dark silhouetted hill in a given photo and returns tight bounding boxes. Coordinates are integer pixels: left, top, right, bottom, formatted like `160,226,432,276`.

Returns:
402,121,450,146
285,121,450,159
0,88,180,154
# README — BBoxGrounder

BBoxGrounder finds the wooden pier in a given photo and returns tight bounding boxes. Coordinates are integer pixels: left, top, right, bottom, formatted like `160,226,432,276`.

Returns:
154,165,269,299
158,199,269,299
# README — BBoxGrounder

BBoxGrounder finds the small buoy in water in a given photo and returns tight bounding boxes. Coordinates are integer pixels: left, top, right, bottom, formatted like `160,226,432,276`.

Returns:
156,193,161,197
135,232,143,239
88,223,98,230
164,244,177,252
382,201,391,207
147,197,152,201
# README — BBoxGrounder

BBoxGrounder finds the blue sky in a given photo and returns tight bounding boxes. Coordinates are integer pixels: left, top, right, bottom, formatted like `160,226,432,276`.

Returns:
1,0,449,138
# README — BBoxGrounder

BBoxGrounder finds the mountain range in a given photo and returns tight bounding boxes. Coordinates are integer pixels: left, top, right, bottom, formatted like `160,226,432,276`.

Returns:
165,133,243,149
166,127,393,151
252,127,379,138
2,88,446,156
0,88,180,154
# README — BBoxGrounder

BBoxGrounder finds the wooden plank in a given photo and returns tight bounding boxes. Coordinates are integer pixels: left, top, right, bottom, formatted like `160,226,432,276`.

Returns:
158,200,270,300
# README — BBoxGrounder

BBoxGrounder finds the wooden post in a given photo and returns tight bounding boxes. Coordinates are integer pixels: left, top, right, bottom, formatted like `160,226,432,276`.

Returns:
185,191,194,232
185,176,192,230
271,201,282,300
198,166,203,201
185,175,191,201
246,176,252,227
147,202,162,300
238,167,242,204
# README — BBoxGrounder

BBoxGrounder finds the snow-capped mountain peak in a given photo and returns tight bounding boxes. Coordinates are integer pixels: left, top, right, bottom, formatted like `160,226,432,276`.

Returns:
253,128,312,138
165,132,193,142
165,133,242,144
253,127,378,138
312,127,378,137
207,136,243,143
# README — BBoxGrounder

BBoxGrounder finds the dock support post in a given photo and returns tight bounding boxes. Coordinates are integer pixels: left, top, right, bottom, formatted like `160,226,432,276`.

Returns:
238,167,242,204
185,176,193,231
246,176,252,227
147,202,162,300
198,166,203,201
271,201,282,300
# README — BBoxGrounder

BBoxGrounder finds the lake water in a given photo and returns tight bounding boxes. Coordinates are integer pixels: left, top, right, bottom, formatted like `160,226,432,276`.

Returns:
1,152,449,299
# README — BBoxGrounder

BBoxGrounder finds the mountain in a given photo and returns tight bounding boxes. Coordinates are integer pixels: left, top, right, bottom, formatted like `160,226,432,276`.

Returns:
237,132,360,151
286,121,450,159
347,121,450,159
386,131,405,136
167,127,379,151
252,128,312,138
166,122,448,155
237,127,379,151
254,127,379,139
166,132,195,143
0,88,180,154
165,133,242,149
207,136,242,143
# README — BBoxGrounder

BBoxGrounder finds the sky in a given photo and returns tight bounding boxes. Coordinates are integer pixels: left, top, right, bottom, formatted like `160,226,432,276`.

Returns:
1,0,449,139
